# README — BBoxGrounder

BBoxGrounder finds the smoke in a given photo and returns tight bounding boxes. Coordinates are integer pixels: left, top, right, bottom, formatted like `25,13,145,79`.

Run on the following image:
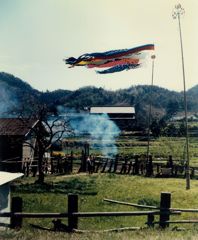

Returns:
0,82,18,117
57,106,120,157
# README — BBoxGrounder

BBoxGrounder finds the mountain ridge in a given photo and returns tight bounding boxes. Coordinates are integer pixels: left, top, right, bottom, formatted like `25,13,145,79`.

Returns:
0,72,198,123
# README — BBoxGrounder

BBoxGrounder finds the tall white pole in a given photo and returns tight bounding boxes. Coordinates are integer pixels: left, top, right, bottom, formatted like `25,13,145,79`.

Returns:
172,4,190,190
147,55,155,159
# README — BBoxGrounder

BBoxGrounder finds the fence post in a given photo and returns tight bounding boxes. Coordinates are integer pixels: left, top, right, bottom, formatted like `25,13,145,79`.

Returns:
147,213,154,228
134,155,140,175
81,149,87,172
10,197,23,229
70,151,73,173
191,168,194,178
159,192,171,228
156,164,159,175
175,165,178,177
127,161,132,174
108,160,113,173
68,194,78,232
113,155,118,173
146,155,153,177
101,159,108,173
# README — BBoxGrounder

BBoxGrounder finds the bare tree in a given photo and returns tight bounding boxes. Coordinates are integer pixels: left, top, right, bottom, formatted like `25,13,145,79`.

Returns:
19,104,72,184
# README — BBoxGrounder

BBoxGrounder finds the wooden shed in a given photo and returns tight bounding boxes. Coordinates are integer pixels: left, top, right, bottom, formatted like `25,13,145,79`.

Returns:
0,171,23,228
90,106,135,131
0,118,39,172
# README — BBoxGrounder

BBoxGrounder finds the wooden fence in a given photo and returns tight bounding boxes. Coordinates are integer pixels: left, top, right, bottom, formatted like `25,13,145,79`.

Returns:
0,192,182,232
77,155,196,179
1,154,198,179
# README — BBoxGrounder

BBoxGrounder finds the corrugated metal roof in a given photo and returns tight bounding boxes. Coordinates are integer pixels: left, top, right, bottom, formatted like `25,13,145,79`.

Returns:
0,171,24,186
0,118,38,136
90,106,135,114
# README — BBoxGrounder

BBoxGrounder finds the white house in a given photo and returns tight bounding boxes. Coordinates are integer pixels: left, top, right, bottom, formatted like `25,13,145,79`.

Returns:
0,171,23,228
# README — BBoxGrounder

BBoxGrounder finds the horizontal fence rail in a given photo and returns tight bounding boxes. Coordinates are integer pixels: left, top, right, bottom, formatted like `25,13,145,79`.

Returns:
104,199,198,213
72,210,180,217
0,210,181,218
0,212,69,218
154,220,198,224
170,208,198,213
104,198,158,209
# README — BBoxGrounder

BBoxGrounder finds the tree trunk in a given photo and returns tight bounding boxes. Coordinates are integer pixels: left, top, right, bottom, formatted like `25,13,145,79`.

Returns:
35,150,45,184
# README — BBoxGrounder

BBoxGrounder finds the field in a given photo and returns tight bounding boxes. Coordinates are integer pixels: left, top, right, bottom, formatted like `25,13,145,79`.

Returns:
61,134,198,166
2,132,198,239
2,173,198,240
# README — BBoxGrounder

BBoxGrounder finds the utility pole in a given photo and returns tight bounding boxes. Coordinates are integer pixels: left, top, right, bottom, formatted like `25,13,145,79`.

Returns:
172,4,190,190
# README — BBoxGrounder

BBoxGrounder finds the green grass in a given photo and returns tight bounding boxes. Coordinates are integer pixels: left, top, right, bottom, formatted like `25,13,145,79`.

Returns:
13,178,97,195
3,174,198,239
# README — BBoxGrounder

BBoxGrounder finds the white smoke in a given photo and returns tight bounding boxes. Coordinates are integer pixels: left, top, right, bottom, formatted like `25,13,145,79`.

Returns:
0,82,18,117
57,106,120,157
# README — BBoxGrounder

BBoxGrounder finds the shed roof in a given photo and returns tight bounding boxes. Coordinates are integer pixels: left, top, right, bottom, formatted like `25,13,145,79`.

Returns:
90,106,135,114
0,171,24,186
0,118,38,136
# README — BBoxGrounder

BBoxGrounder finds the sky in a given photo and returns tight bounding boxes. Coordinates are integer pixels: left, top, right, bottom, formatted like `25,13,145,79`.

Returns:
0,0,197,92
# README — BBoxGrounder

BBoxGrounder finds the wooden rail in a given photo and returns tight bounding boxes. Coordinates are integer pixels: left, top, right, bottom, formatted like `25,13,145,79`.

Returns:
104,198,198,213
0,210,179,218
0,212,69,218
104,198,158,209
154,220,198,224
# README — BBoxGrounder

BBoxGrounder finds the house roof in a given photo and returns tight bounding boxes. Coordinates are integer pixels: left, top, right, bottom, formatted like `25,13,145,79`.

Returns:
0,171,24,186
90,106,135,114
0,118,38,136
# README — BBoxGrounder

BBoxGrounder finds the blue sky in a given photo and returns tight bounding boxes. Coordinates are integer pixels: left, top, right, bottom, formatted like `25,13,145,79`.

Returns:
0,0,197,92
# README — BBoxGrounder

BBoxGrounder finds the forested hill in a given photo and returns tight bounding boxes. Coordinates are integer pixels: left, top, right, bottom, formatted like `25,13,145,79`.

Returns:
1,72,198,120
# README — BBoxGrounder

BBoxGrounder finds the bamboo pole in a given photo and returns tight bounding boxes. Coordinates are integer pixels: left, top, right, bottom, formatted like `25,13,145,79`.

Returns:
146,55,155,159
104,198,158,209
104,198,198,213
172,3,190,190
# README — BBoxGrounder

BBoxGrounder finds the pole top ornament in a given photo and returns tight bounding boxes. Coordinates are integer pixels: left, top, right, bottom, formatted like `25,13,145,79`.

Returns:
172,3,185,19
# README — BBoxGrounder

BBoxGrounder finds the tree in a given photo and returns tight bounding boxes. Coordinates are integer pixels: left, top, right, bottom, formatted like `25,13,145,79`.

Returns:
19,104,71,184
150,119,161,137
166,100,180,120
178,121,186,137
164,123,178,137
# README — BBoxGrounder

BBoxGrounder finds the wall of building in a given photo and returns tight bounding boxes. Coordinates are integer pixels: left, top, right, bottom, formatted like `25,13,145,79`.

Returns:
22,137,36,161
0,183,10,228
0,136,23,172
107,113,135,130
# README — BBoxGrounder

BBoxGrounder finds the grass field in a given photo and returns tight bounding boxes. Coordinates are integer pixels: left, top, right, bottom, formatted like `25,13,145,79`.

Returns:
2,173,198,239
2,131,198,239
